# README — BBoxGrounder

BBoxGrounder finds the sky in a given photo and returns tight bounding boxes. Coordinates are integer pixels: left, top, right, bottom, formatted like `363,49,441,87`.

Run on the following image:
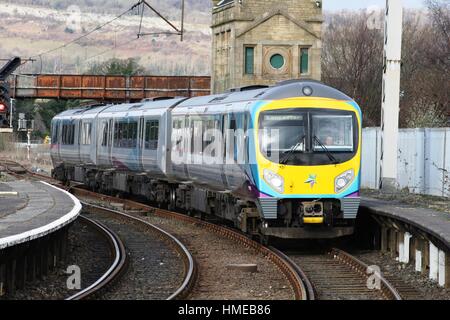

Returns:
323,0,425,11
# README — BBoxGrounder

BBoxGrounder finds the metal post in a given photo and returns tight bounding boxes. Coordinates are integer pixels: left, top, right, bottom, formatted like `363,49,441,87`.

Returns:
9,98,14,129
380,0,403,192
181,0,185,42
27,129,31,161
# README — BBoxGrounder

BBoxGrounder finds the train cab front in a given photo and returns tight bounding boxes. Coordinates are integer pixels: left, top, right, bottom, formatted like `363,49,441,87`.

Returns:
253,98,362,239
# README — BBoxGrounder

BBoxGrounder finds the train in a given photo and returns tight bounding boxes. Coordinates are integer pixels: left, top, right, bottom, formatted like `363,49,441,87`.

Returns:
51,80,362,240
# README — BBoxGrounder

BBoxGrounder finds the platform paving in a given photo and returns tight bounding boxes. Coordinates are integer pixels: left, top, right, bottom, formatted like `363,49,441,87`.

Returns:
0,180,81,250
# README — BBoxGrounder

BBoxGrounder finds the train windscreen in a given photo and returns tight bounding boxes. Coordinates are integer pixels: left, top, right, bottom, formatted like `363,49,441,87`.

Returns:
259,109,358,166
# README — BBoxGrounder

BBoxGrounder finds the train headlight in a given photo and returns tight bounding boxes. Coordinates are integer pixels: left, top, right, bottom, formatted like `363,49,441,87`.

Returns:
335,169,354,193
263,169,284,193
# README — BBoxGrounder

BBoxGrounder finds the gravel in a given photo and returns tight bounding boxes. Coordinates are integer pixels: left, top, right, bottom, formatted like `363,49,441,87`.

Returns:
87,198,295,300
4,219,111,300
354,250,450,300
133,213,294,300
84,210,185,300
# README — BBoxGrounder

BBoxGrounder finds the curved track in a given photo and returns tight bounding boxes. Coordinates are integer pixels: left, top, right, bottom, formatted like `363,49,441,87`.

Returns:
66,215,127,300
287,248,402,300
80,201,196,300
1,159,405,300
72,187,312,300
1,160,196,300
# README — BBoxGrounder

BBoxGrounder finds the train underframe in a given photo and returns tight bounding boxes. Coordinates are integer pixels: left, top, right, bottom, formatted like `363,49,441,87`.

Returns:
53,164,356,240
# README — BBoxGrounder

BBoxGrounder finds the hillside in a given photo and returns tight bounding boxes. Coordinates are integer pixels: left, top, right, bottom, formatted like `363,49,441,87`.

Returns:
0,0,212,75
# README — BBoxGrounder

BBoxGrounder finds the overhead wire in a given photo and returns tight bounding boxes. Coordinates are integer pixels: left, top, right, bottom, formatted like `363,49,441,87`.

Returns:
18,0,184,72
29,1,141,60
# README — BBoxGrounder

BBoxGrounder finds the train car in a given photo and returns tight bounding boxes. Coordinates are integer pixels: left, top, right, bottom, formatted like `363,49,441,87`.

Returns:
51,80,362,240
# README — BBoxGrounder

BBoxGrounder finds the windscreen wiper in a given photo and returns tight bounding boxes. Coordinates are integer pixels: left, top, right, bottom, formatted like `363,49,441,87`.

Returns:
280,135,306,165
313,135,339,164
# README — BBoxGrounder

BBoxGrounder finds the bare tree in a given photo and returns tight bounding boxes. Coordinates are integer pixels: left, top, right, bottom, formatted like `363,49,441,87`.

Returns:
322,11,384,127
401,2,449,127
322,5,449,128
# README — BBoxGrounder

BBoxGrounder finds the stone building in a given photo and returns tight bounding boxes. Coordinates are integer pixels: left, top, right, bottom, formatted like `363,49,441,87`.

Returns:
211,0,323,94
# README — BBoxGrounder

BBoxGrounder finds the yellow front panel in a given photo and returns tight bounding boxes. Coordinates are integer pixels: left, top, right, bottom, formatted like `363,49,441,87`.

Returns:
303,217,325,224
255,97,362,196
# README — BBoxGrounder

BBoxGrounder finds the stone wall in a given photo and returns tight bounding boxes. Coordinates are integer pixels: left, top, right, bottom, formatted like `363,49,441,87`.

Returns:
211,0,323,93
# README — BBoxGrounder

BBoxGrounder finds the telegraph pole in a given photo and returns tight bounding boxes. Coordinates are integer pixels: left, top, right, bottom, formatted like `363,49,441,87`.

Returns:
380,0,403,192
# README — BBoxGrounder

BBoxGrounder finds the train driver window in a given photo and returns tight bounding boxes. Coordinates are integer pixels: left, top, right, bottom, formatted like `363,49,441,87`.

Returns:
312,114,354,152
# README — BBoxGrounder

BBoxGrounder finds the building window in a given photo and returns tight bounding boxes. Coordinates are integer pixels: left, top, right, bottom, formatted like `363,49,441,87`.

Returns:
270,54,285,69
300,48,309,74
244,46,254,75
145,120,159,150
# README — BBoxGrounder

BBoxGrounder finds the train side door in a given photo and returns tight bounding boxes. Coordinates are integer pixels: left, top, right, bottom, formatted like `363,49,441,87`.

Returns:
139,116,145,171
107,118,113,166
224,111,246,191
95,118,110,166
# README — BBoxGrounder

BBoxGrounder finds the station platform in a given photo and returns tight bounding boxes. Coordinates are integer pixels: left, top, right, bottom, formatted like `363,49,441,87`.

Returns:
361,197,450,248
361,197,450,288
0,180,81,250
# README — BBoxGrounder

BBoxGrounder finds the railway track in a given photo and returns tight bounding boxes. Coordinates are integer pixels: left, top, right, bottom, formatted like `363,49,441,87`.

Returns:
80,202,196,300
2,160,308,299
72,187,312,300
287,248,402,300
1,160,196,300
350,251,425,300
0,159,419,300
66,215,127,300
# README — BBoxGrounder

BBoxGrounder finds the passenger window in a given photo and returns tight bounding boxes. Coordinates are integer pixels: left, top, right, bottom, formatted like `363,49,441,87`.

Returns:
51,122,59,144
114,120,138,149
101,121,109,147
145,120,159,150
61,122,75,145
203,118,214,151
81,122,92,145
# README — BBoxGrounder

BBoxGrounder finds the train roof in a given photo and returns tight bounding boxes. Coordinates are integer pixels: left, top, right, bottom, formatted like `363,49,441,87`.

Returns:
53,98,187,119
100,98,186,114
53,80,354,120
177,80,353,108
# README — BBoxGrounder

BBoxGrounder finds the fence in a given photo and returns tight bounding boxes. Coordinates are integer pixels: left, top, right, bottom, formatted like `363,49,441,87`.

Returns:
361,128,450,198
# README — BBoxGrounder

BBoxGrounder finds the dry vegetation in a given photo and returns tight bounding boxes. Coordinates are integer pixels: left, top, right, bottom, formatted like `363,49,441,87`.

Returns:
0,0,447,128
322,0,449,128
0,0,211,75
